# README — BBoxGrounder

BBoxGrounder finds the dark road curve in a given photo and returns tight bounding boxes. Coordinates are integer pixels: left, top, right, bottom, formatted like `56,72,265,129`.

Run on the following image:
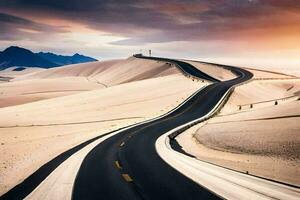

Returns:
72,56,253,200
140,55,221,83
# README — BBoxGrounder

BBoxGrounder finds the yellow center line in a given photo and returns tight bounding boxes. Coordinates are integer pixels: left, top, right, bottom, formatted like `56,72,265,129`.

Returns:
122,174,133,182
115,160,122,169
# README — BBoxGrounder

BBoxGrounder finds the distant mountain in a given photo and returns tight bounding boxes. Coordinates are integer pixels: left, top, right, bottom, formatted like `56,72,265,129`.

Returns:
0,46,98,70
37,52,97,66
0,46,58,70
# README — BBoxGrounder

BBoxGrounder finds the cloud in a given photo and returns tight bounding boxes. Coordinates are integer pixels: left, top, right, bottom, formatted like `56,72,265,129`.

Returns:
0,12,68,41
1,0,299,44
0,0,299,67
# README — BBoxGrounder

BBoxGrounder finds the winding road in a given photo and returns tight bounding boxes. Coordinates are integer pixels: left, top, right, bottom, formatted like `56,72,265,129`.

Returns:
2,56,299,200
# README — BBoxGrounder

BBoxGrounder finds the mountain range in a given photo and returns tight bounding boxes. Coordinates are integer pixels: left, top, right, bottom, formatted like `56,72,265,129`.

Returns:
0,46,98,70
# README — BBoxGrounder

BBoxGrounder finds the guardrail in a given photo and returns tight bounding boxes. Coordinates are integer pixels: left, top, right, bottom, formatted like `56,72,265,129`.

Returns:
237,94,300,110
253,77,300,81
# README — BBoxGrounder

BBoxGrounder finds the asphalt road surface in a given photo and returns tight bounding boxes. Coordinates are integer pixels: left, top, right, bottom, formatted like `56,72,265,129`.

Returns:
72,56,253,200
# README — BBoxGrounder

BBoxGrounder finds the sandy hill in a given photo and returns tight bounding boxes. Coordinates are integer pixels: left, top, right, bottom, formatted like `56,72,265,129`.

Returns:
90,57,178,85
0,67,45,79
244,67,297,79
0,57,179,108
13,59,122,81
0,77,104,108
14,57,178,86
221,79,300,113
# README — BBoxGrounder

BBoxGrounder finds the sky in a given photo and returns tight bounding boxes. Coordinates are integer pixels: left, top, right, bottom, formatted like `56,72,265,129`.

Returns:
0,0,299,74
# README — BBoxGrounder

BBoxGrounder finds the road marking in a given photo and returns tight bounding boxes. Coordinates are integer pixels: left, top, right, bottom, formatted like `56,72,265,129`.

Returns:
120,141,125,147
115,160,122,169
122,174,133,182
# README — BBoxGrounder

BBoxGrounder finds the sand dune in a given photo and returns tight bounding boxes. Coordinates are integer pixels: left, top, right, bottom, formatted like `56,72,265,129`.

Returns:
0,67,45,79
0,60,122,107
197,101,300,160
90,57,179,86
13,60,122,81
13,57,178,86
0,57,180,108
244,67,297,79
0,77,105,108
221,79,300,113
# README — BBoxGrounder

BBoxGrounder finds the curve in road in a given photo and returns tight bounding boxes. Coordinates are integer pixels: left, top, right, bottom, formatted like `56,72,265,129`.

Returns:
72,56,253,200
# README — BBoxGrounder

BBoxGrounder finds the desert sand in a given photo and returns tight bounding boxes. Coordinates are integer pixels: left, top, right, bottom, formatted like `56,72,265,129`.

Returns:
0,77,105,108
0,57,204,195
177,73,300,186
195,101,299,159
221,79,300,113
243,67,298,79
0,57,179,108
0,67,44,84
13,57,178,86
12,60,122,81
0,67,45,79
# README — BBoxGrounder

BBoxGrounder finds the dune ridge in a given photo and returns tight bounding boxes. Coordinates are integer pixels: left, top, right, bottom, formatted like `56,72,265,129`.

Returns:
0,57,180,108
